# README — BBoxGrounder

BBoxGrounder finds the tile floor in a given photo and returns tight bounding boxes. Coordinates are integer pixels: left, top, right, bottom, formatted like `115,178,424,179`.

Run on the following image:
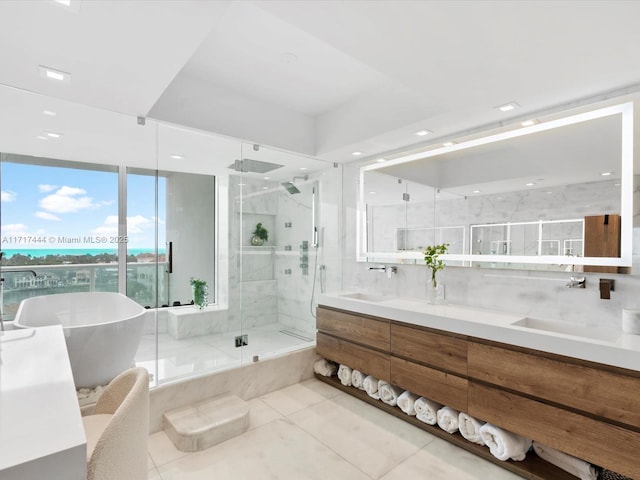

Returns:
146,378,523,479
135,323,315,385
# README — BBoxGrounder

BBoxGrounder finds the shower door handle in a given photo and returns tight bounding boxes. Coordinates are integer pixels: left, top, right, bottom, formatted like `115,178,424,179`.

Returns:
167,241,173,273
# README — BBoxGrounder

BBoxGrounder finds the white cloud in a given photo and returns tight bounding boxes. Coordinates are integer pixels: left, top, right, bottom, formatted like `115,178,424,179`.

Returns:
127,215,153,233
1,190,16,202
1,223,28,235
92,215,153,236
39,185,99,213
34,211,61,221
38,184,58,193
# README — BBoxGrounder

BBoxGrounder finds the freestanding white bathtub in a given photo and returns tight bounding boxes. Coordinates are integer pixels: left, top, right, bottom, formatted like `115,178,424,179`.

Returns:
14,292,147,388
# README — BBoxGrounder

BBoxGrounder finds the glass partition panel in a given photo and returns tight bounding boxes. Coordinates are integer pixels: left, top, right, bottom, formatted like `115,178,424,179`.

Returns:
237,144,342,363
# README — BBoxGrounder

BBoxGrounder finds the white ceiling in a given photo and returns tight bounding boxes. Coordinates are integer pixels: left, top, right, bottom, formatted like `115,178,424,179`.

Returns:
3,0,640,164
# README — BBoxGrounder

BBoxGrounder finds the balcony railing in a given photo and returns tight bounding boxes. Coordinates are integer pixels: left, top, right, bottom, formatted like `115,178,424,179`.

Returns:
1,262,168,319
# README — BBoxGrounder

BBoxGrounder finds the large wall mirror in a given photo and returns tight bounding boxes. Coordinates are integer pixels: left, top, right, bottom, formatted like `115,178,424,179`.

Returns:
357,101,634,271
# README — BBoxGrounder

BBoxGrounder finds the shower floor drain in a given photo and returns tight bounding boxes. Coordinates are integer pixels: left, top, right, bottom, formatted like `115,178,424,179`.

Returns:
279,330,313,342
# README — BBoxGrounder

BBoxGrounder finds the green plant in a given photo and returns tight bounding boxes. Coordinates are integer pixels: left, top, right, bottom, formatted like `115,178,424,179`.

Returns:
424,243,449,288
190,278,207,309
253,222,269,241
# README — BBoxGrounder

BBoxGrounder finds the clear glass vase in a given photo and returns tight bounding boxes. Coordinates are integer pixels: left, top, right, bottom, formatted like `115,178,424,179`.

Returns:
193,284,208,310
426,281,445,304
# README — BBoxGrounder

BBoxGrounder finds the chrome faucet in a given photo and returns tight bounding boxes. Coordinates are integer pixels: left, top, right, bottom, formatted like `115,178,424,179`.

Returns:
368,265,387,271
566,276,586,288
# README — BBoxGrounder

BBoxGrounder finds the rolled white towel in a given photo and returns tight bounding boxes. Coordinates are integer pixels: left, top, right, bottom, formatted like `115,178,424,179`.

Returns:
458,412,485,445
363,375,380,400
313,359,337,377
479,423,532,461
414,397,442,425
379,383,403,407
397,391,419,416
337,364,352,386
436,406,460,434
351,370,366,390
532,442,598,480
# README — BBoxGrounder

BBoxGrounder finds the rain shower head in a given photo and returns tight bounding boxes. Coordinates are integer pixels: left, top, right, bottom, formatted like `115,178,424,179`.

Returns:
280,175,308,195
281,181,301,194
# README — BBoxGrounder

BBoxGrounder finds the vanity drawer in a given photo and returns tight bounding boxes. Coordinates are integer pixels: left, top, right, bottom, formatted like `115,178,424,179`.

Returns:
391,323,467,375
468,382,640,480
467,342,640,429
317,307,390,351
390,356,468,412
317,332,390,382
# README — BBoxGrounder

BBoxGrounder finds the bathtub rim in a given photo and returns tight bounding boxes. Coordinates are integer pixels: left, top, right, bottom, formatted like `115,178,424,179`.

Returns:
13,291,146,329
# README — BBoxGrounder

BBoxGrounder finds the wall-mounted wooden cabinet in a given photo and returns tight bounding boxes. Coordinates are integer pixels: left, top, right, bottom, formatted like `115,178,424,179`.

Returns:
316,305,640,479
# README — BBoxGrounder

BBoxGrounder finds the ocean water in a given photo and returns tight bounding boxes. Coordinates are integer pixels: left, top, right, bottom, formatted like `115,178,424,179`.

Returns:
2,248,164,258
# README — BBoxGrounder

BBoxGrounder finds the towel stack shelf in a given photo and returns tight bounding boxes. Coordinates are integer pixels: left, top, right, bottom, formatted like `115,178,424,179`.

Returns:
316,305,640,480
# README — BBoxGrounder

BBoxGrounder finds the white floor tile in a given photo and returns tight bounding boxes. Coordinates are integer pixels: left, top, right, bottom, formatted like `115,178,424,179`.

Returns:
247,397,283,430
288,392,433,479
260,377,343,416
156,418,371,480
380,436,524,480
148,431,189,468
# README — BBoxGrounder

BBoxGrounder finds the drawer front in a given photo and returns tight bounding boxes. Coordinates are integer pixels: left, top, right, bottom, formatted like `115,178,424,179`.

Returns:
317,332,390,382
391,323,467,375
468,382,640,480
468,342,640,429
390,356,468,412
317,307,390,351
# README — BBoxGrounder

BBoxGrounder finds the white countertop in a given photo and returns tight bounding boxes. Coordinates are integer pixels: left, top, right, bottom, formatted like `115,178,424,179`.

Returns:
0,325,86,479
319,292,640,372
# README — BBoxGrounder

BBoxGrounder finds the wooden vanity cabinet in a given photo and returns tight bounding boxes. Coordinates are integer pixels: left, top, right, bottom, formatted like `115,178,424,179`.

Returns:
316,307,391,382
316,305,640,479
467,342,640,429
467,341,640,479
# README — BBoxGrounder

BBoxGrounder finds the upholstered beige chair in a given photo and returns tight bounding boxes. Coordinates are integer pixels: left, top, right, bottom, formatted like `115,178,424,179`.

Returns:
82,367,149,480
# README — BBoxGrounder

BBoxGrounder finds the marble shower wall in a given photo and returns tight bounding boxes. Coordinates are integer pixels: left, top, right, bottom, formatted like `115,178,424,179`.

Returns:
226,165,343,342
344,163,640,331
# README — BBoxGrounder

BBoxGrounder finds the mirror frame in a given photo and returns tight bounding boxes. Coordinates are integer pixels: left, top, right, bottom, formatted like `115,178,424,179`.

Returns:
357,101,633,267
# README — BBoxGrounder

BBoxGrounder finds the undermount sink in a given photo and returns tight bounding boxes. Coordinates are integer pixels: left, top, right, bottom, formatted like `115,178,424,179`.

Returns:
339,292,393,303
511,317,621,342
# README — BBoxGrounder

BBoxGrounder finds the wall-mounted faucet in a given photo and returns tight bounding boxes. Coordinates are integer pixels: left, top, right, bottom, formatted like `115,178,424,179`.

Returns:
368,265,397,277
599,278,615,300
566,276,586,288
368,265,387,271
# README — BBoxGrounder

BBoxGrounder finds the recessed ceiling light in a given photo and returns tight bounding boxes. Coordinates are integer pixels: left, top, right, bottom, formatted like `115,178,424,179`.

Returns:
521,119,537,127
36,135,48,140
442,142,455,147
546,191,553,194
369,191,376,195
51,0,81,12
45,131,63,138
601,171,613,176
375,158,386,163
42,110,57,116
263,176,270,180
263,186,269,190
525,182,535,186
472,190,481,194
299,167,308,170
415,129,432,137
170,154,184,160
495,102,519,112
39,65,71,83
352,151,364,156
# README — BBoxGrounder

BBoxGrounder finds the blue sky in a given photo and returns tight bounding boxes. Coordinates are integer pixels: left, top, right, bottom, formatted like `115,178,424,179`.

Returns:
1,161,165,250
